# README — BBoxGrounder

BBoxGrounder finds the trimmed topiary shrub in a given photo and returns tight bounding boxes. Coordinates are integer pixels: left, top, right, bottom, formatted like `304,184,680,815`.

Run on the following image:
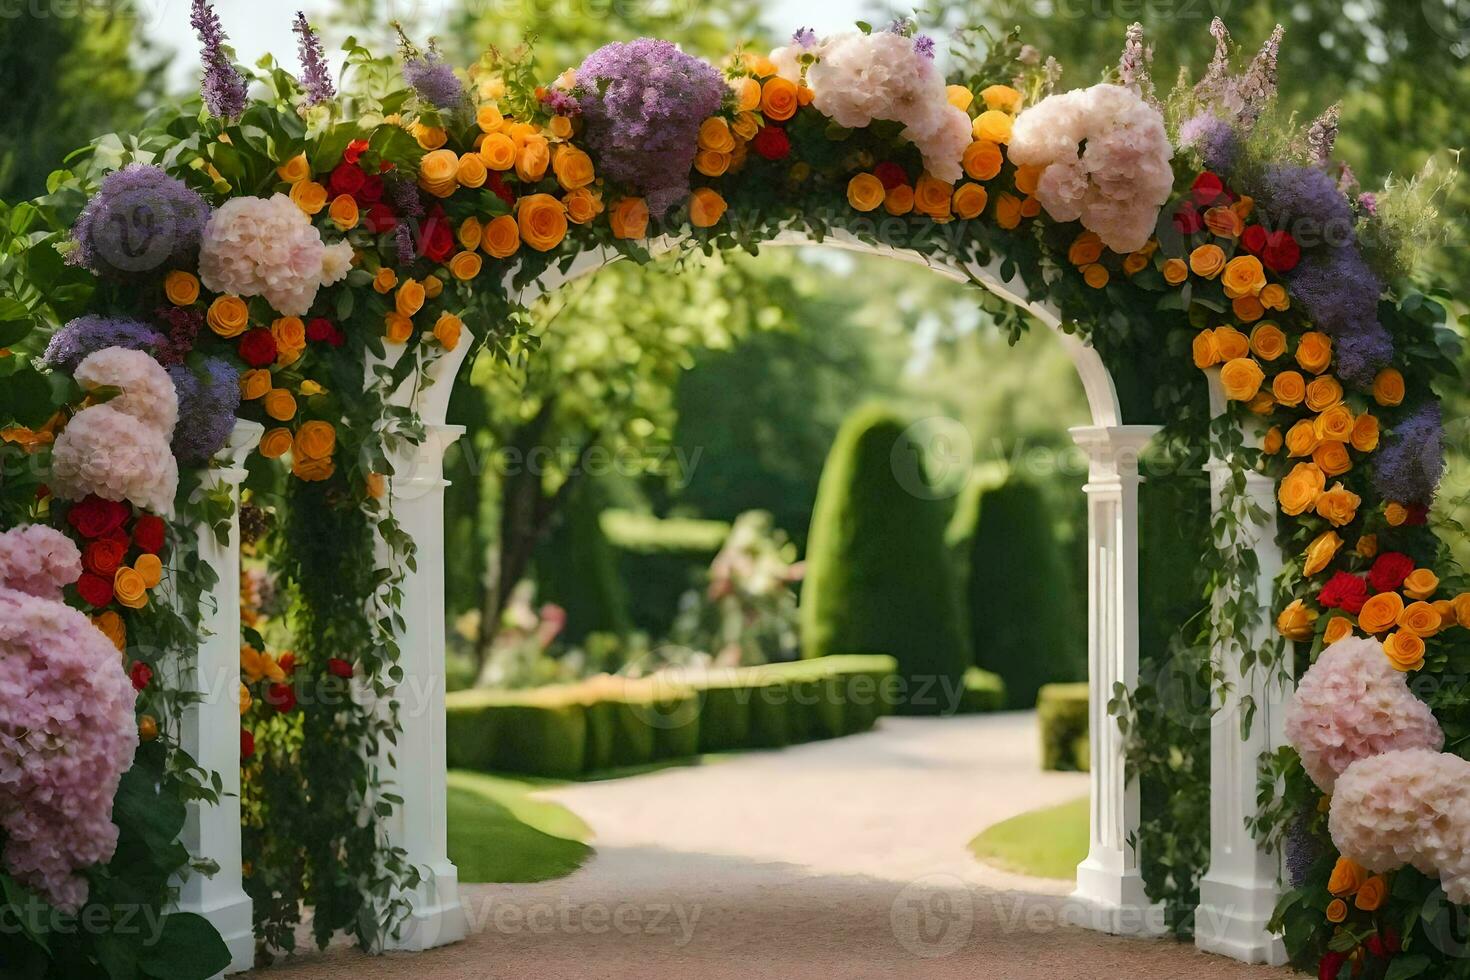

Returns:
956,667,1008,714
1037,683,1090,772
960,472,1084,709
800,405,970,713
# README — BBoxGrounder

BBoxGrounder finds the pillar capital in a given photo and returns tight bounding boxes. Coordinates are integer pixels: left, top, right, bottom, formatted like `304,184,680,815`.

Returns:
1070,424,1161,486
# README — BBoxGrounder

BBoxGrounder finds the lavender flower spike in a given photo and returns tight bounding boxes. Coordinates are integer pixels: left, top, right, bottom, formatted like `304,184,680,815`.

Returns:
792,27,817,49
395,26,462,110
293,11,334,107
191,0,248,119
1373,402,1446,507
1234,23,1284,125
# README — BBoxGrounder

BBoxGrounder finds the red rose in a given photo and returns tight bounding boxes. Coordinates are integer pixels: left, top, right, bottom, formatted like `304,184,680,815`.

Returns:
1364,933,1388,958
1173,204,1204,235
327,657,354,678
1262,230,1301,273
76,572,115,607
1405,504,1429,526
343,139,370,166
1368,552,1415,593
130,661,153,691
1319,572,1369,614
486,172,516,208
1318,952,1347,980
238,329,278,368
326,323,346,348
357,172,385,205
363,203,397,233
328,161,366,197
1191,171,1225,206
266,683,297,714
67,495,130,539
1240,224,1268,255
277,653,296,675
752,126,792,161
873,161,907,189
306,318,334,342
241,728,256,761
82,537,127,577
419,208,455,263
132,514,166,554
1383,928,1401,954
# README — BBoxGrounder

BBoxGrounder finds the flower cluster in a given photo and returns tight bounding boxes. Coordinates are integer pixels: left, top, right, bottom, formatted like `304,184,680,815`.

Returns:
198,194,353,317
67,164,210,279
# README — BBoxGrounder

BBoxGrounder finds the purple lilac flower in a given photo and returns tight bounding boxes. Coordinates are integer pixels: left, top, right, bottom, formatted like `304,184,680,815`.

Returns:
68,164,210,279
1178,113,1240,174
42,315,165,371
885,18,913,35
1283,815,1324,889
191,0,248,119
1373,402,1445,507
540,88,580,117
575,39,726,217
913,35,936,59
1335,325,1396,389
388,176,423,264
1283,247,1391,386
396,30,462,110
293,11,334,107
792,27,817,49
1358,192,1379,216
1258,164,1356,249
154,306,203,365
168,357,241,464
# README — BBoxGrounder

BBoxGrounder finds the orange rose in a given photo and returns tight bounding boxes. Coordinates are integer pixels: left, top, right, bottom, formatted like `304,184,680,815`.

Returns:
293,420,335,460
419,148,459,186
289,179,328,215
292,454,335,482
1278,462,1326,516
1372,367,1405,406
263,388,297,421
564,187,603,225
972,110,1012,143
239,369,272,401
1192,330,1221,369
1221,255,1266,298
483,214,521,257
1328,857,1366,897
456,153,489,189
113,567,148,609
433,312,463,351
1233,295,1265,323
1260,283,1290,311
259,427,293,459
993,192,1022,229
1219,357,1265,401
1262,426,1284,455
207,295,249,338
1081,264,1109,289
476,103,504,133
1315,404,1355,443
396,278,426,317
1452,592,1470,628
848,174,887,213
697,117,736,154
914,175,954,221
1399,600,1442,637
1323,617,1355,646
953,183,988,220
1276,599,1317,641
456,217,483,252
384,312,414,344
1303,529,1343,577
276,153,310,183
329,194,359,230
1385,501,1409,526
980,84,1023,113
1357,535,1379,559
1359,591,1405,635
695,150,730,177
547,115,574,140
1305,376,1344,413
134,553,162,588
516,136,551,182
552,144,596,190
1272,371,1306,407
1123,251,1150,276
608,198,649,240
449,250,483,281
365,472,386,499
479,133,517,171
1189,244,1226,279
1163,258,1189,285
1295,332,1333,374
1214,326,1250,360
1383,630,1426,671
165,270,200,306
1404,568,1439,600
271,316,307,365
1283,422,1318,460
92,610,126,651
373,267,399,293
1316,482,1361,527
731,111,760,141
518,193,568,250
1313,441,1351,477
733,76,761,113
1249,323,1287,361
761,77,798,121
689,187,727,228
883,184,915,216
1325,899,1348,924
1351,414,1380,453
962,141,1003,181
1067,232,1105,267
1013,164,1043,196
412,122,447,150
946,85,974,111
1355,876,1389,912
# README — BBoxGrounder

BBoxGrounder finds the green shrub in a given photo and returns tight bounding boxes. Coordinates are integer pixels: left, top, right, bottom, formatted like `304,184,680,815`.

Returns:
956,667,1007,714
1037,683,1090,772
800,406,970,713
959,473,1084,709
535,478,632,644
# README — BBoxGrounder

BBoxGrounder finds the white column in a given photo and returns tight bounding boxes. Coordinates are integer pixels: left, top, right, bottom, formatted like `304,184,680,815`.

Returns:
1195,378,1291,965
175,420,260,974
380,421,468,951
1067,424,1165,936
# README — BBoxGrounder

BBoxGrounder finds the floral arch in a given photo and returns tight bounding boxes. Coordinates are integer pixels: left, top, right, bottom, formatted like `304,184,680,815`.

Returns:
0,8,1463,980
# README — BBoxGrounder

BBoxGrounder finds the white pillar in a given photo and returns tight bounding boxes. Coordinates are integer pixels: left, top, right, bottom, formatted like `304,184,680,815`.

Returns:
175,420,260,974
1067,424,1165,936
1195,376,1290,965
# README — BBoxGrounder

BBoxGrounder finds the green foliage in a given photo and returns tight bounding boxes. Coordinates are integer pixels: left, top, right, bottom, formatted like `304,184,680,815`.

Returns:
599,509,729,639
959,473,1085,709
800,405,970,713
534,479,632,644
445,771,592,884
1037,683,1091,773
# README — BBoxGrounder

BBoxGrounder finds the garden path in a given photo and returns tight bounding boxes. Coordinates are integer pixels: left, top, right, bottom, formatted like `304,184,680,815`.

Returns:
246,713,1295,979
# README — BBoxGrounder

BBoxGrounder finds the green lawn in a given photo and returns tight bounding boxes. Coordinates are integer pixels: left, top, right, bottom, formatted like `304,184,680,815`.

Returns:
967,796,1089,880
446,770,594,883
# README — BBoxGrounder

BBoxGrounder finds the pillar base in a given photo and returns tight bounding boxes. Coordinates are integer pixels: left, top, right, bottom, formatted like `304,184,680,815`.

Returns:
1194,876,1287,965
1071,861,1168,937
384,862,467,952
181,890,254,974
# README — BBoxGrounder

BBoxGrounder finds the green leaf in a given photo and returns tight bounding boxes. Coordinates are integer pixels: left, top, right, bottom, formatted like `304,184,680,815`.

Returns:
1386,955,1432,980
138,913,232,980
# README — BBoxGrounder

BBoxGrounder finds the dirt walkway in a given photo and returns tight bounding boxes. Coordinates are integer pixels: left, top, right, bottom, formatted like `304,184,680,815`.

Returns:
247,714,1297,980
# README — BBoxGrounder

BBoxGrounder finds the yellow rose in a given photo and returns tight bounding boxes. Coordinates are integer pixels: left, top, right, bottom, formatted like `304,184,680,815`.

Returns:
1163,258,1188,285
373,267,399,294
914,175,954,222
847,173,885,213
564,187,602,225
290,179,328,215
1260,283,1290,311
962,140,1003,181
1305,375,1343,413
504,121,538,147
454,216,483,252
259,427,293,459
479,133,517,171
1081,264,1110,289
482,214,521,257
731,110,760,141
1328,857,1366,897
697,117,736,154
1262,425,1284,455
419,148,459,187
456,153,488,189
433,312,463,351
884,184,915,216
263,388,297,422
1313,441,1351,478
733,76,761,113
1249,323,1286,361
518,193,568,250
1325,899,1348,924
694,149,730,177
165,270,200,306
412,122,447,150
1385,501,1409,526
980,84,1023,113
1067,232,1105,267
689,187,727,228
396,278,426,317
945,85,974,111
1323,617,1355,646
1303,529,1343,577
134,553,162,589
299,379,324,396
1271,371,1306,407
1247,390,1275,416
972,110,1012,143
1278,462,1326,516
609,197,649,240
1355,875,1389,912
1276,599,1317,642
1351,414,1380,453
1372,367,1405,406
1357,534,1379,559
1314,404,1355,443
1285,420,1318,458
1399,600,1442,637
1295,331,1333,374
1219,357,1265,401
760,77,798,121
1316,482,1361,527
1359,591,1405,635
113,567,148,609
516,136,551,182
1205,206,1244,240
384,312,414,344
1404,568,1440,600
92,610,126,651
329,194,359,231
1452,592,1470,628
270,316,306,357
207,295,250,338
549,116,576,143
292,454,335,482
276,153,310,183
1383,630,1426,672
1189,244,1226,279
1222,255,1266,298
424,274,443,298
476,103,504,133
551,144,596,191
1215,326,1250,360
993,192,1022,229
1192,330,1221,369
449,250,483,281
293,420,335,460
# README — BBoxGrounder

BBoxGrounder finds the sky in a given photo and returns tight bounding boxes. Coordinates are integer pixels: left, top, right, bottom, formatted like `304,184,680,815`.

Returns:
142,0,874,90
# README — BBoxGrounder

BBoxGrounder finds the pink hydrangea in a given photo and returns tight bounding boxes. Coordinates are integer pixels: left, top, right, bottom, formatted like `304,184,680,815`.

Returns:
1283,637,1443,792
1331,749,1470,904
49,348,179,516
198,193,353,317
1007,83,1175,252
0,525,138,911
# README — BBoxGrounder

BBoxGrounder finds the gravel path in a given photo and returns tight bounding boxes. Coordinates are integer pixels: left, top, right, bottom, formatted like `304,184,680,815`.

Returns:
247,713,1297,979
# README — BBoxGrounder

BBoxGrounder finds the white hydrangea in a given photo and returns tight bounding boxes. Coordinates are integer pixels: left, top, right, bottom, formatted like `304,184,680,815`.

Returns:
1331,749,1470,904
798,31,969,183
72,346,178,435
1008,83,1175,253
198,194,354,317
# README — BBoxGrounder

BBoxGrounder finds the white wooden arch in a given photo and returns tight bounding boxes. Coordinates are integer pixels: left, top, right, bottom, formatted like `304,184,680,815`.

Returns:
185,231,1290,972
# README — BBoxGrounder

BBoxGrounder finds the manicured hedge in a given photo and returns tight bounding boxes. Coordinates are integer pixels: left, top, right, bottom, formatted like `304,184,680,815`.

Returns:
447,655,938,777
957,666,1007,714
1037,683,1090,772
